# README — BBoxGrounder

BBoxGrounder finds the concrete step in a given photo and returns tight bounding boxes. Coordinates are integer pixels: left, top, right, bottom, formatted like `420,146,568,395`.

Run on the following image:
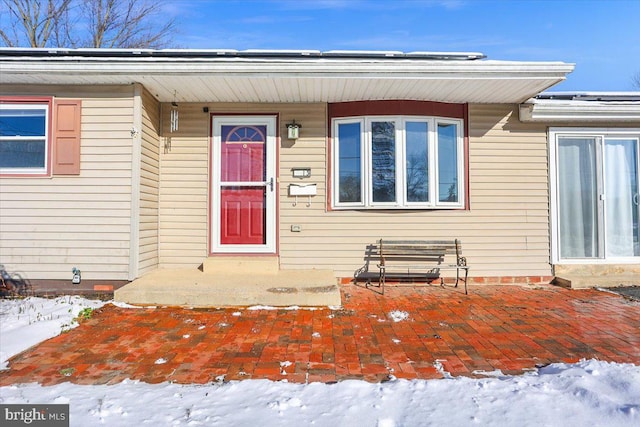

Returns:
554,274,639,289
202,256,279,274
114,268,341,307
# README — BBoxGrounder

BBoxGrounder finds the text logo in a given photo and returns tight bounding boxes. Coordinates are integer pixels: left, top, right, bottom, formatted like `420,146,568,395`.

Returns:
1,404,69,427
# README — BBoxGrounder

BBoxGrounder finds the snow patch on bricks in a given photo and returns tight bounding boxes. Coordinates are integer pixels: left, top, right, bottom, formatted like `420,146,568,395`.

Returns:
388,310,410,322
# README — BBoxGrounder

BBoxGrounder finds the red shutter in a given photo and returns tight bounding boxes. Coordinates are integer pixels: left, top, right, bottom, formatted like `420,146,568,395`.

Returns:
52,99,82,175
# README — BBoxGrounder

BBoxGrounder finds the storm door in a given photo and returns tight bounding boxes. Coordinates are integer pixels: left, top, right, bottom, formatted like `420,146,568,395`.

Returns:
211,116,276,253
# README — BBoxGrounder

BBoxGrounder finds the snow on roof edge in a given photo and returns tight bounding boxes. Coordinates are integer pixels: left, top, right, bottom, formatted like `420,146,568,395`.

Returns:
0,47,486,61
536,91,640,101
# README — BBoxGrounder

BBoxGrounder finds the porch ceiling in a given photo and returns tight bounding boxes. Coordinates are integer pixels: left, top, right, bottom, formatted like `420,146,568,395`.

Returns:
0,48,575,104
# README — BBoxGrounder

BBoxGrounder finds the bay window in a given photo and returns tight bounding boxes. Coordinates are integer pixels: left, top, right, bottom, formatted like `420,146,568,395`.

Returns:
332,116,464,209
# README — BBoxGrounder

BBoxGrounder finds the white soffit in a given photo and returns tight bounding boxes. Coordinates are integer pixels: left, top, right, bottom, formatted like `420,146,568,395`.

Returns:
520,93,640,122
0,48,575,104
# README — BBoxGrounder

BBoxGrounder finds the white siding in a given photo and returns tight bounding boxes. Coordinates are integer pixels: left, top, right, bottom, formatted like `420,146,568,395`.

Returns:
0,85,135,280
157,102,553,279
158,104,210,268
138,88,160,275
281,104,552,278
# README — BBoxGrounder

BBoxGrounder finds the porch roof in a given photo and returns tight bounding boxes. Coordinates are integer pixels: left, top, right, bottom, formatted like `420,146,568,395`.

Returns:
0,48,575,104
519,91,640,122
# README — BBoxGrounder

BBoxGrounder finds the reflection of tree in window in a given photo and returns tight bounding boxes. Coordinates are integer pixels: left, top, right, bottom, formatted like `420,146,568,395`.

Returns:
406,122,428,202
438,123,458,202
372,121,395,202
333,116,463,209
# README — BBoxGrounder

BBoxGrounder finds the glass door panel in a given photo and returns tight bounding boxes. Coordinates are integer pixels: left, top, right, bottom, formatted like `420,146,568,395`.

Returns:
219,125,267,245
604,139,640,257
557,137,599,258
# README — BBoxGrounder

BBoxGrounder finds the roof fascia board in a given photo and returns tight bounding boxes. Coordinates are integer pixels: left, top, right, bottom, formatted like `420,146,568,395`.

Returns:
0,57,575,78
520,99,640,122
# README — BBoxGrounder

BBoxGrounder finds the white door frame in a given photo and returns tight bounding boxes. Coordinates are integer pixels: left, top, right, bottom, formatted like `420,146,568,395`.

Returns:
549,127,640,264
210,115,277,254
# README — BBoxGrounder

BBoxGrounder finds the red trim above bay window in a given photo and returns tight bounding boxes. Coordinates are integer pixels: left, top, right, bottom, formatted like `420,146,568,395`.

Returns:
328,100,465,121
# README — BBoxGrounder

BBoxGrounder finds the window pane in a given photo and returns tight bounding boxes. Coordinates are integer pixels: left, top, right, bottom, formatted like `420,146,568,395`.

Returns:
604,139,639,257
0,108,46,137
406,121,429,202
220,125,266,182
557,138,598,258
338,122,362,203
371,121,396,202
438,123,458,203
0,140,46,168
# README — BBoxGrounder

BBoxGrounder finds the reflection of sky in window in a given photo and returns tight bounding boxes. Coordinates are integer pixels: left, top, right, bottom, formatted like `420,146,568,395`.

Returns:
438,123,457,202
0,109,46,137
406,122,428,157
338,122,361,178
338,122,362,203
0,108,47,169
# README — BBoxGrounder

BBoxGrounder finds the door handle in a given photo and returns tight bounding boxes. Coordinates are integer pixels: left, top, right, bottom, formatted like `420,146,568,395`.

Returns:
266,177,274,192
634,194,639,206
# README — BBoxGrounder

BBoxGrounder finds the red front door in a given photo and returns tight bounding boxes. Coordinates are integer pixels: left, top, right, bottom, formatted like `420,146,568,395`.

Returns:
220,125,266,244
212,117,276,253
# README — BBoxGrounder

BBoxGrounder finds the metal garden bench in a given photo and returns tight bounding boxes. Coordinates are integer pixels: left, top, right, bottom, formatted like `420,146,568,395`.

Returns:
358,239,469,295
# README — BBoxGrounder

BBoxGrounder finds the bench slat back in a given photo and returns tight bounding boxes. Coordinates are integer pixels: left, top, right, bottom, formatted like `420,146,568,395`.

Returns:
376,239,462,264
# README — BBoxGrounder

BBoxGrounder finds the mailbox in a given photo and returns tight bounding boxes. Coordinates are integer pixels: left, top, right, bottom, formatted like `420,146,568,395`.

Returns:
288,183,317,196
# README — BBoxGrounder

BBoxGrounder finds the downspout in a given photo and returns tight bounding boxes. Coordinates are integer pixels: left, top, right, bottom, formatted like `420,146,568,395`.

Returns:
129,83,143,281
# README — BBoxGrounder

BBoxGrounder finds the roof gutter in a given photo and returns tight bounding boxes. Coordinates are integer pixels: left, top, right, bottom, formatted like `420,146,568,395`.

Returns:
519,95,640,122
0,55,574,79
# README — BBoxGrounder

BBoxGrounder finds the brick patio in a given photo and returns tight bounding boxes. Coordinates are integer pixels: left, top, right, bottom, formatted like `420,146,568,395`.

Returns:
1,284,638,386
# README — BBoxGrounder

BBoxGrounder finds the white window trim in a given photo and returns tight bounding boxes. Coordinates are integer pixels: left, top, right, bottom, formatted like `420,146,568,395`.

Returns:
434,118,465,208
0,103,50,175
333,118,366,208
367,116,401,208
332,115,465,210
549,127,640,264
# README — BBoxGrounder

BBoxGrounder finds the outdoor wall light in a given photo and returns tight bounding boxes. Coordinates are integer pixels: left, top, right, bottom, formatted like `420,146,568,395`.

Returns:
286,120,302,140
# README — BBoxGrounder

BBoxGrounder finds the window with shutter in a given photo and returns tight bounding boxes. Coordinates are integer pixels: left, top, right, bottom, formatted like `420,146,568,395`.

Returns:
0,97,81,177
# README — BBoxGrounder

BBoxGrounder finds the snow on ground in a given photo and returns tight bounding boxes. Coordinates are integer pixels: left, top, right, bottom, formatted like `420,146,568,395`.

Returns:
388,310,410,322
1,297,639,427
0,296,106,370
